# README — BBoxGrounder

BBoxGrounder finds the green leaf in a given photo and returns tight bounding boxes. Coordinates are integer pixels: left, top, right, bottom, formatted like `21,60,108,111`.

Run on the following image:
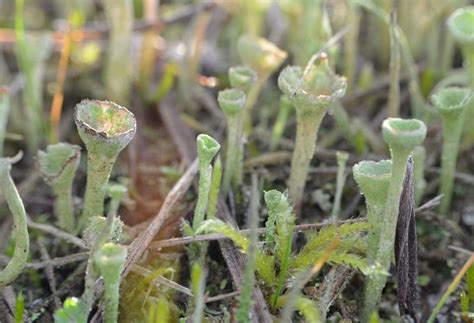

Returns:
195,219,249,251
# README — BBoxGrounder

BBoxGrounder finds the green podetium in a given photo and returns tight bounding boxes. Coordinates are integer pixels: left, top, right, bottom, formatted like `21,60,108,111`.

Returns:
362,118,426,319
94,243,127,323
431,87,472,214
353,160,391,312
218,89,246,194
193,134,220,229
447,7,474,144
38,143,81,233
74,100,136,229
448,7,474,87
0,155,29,287
278,55,346,213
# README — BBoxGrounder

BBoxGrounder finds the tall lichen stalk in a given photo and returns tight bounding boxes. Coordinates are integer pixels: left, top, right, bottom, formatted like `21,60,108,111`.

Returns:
74,100,136,229
431,87,472,214
278,56,346,212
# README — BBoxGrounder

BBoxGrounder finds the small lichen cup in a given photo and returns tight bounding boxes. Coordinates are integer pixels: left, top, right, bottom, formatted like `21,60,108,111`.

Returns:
431,87,472,214
278,55,346,213
94,242,127,323
38,143,81,232
193,134,220,229
218,89,247,194
74,100,136,229
228,66,257,93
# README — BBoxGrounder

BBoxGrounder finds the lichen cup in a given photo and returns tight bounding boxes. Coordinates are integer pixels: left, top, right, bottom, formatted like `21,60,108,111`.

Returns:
74,100,136,229
278,56,346,213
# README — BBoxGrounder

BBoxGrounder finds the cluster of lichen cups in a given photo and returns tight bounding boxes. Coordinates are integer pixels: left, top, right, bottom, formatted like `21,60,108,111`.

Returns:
35,100,136,322
354,118,427,319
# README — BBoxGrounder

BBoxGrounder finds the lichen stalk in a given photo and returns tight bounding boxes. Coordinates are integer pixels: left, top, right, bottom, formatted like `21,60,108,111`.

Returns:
362,118,426,319
432,87,472,214
74,100,136,229
193,134,220,229
278,59,346,213
289,111,325,211
38,143,81,232
218,89,246,194
0,156,29,287
94,243,127,323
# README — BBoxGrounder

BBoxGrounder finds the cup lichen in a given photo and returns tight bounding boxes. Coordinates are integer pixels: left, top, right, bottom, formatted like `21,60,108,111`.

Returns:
74,100,136,229
38,143,81,232
278,55,346,212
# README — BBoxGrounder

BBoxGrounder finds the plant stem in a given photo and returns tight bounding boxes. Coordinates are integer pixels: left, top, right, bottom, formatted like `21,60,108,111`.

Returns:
289,112,325,212
269,95,292,151
103,0,133,105
236,173,259,322
0,158,29,287
207,156,222,219
344,1,360,91
81,151,116,228
103,277,121,323
331,151,349,221
223,116,241,194
52,183,75,233
439,116,463,214
193,164,212,229
388,10,400,118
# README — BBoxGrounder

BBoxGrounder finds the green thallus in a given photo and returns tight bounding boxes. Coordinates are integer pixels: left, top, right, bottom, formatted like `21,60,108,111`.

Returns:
278,55,346,213
74,100,136,229
362,118,426,319
94,242,127,323
218,89,246,194
431,87,472,214
38,143,81,233
0,154,29,287
193,134,220,229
